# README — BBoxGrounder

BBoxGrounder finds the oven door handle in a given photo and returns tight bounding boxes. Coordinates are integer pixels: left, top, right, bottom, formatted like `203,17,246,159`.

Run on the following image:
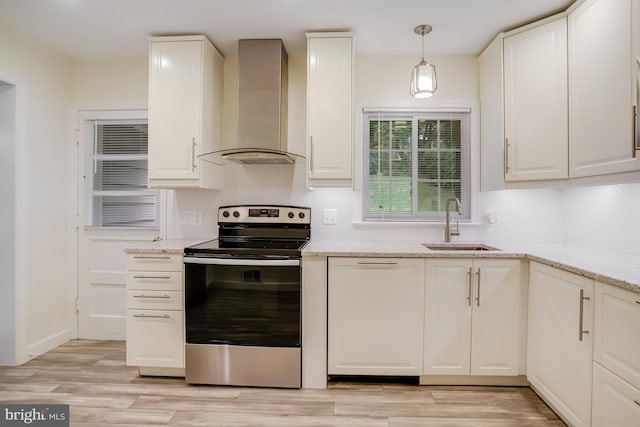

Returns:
183,257,300,267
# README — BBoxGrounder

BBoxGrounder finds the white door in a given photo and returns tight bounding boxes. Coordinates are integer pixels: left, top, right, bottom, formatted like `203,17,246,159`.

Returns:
76,110,165,340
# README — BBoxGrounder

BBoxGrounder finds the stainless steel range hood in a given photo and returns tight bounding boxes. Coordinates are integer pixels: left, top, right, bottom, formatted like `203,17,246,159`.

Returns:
200,39,304,166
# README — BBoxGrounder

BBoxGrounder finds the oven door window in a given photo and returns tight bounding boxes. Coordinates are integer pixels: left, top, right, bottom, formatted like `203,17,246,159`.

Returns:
185,262,300,347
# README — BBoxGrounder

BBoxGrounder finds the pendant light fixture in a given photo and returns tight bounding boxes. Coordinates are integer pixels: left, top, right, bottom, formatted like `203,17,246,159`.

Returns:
410,24,437,98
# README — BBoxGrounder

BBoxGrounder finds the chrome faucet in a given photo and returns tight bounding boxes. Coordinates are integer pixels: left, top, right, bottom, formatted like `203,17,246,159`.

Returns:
445,197,462,242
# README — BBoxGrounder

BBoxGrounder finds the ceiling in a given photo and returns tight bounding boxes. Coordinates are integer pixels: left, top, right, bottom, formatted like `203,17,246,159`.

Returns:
0,0,574,60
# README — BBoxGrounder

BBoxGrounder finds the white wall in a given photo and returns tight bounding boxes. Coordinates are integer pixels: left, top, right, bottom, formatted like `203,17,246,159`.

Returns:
70,59,148,108
0,25,73,364
0,83,16,365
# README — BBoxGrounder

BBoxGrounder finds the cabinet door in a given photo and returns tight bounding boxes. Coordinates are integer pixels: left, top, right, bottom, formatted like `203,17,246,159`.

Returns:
126,309,184,368
148,39,202,181
503,18,568,181
569,0,637,177
470,259,522,376
328,258,425,375
594,282,640,390
527,262,594,427
424,259,473,375
307,34,353,186
592,362,640,427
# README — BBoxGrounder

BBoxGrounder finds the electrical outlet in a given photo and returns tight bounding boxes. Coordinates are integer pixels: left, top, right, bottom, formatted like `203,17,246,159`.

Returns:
178,210,203,226
485,210,498,225
323,208,338,225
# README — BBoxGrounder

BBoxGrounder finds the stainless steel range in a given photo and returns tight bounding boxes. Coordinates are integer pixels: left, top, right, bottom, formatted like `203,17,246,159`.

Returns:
183,205,310,388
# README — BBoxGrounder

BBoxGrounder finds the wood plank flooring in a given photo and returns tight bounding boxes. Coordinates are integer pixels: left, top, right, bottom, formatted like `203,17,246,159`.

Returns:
0,340,564,426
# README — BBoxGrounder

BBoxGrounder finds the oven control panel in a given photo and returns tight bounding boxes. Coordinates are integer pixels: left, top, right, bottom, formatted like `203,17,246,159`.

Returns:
219,205,311,224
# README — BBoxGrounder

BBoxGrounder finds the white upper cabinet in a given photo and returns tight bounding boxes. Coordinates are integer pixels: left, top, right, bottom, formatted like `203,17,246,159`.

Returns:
306,33,353,187
503,18,568,181
569,0,638,177
480,0,640,187
479,35,506,191
148,35,224,189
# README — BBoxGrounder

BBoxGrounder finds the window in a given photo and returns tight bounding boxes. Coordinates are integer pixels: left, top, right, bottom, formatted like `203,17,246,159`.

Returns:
84,118,157,228
364,109,470,221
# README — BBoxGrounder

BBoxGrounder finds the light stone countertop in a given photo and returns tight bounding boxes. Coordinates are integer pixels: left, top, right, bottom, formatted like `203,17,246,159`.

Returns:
124,238,210,254
303,240,640,294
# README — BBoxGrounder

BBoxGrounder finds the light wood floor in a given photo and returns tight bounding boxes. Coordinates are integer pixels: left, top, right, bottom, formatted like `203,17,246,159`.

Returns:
0,340,564,426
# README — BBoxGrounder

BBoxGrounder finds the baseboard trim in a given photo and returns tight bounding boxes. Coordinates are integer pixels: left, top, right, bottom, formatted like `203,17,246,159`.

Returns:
25,328,72,362
419,375,529,386
138,366,185,377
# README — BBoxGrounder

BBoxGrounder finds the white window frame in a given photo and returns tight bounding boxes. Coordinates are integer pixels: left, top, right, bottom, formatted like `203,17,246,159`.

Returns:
363,108,471,222
78,109,160,231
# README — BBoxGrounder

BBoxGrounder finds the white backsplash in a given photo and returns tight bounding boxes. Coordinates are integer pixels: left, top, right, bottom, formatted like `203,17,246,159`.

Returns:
168,173,640,257
563,183,640,256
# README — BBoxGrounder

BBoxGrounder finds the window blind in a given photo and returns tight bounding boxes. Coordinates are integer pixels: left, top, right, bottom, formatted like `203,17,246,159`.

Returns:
364,109,471,221
84,119,157,228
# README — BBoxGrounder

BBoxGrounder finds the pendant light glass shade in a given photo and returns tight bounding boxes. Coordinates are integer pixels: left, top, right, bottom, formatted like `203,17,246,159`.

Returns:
410,59,437,98
410,24,437,98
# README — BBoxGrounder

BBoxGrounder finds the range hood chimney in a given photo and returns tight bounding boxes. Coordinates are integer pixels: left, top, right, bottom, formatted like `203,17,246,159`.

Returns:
219,39,302,165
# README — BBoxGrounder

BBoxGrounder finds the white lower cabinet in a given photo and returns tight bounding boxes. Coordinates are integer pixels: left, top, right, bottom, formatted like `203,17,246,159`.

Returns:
592,281,640,426
327,257,425,376
127,309,184,369
125,253,184,374
527,261,594,427
592,362,640,427
594,282,640,389
423,259,523,376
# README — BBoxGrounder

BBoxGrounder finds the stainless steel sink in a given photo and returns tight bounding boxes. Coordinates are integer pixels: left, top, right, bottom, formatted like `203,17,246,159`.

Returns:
423,243,501,251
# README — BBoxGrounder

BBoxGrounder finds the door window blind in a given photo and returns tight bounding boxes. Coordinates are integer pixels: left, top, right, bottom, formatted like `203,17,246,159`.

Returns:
84,119,157,228
364,109,471,221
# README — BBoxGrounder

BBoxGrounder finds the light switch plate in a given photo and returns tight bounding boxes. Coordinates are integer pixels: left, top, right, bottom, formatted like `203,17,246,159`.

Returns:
178,210,203,226
323,208,338,225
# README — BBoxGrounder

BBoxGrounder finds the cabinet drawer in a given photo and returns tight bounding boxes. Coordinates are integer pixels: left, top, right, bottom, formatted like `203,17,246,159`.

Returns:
592,362,640,427
126,271,182,291
126,309,184,369
127,290,182,310
127,253,183,271
594,282,640,389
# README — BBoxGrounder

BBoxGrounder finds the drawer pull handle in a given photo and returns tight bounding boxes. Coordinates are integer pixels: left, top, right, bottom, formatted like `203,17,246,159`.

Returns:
356,262,398,265
579,289,590,342
466,267,472,306
634,400,640,407
133,314,170,319
133,294,171,299
475,268,481,307
635,300,640,305
133,275,171,280
133,255,171,260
